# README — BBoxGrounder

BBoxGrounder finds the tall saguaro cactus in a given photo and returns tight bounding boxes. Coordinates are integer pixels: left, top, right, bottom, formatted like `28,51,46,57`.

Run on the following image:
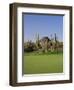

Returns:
54,33,58,53
36,33,40,49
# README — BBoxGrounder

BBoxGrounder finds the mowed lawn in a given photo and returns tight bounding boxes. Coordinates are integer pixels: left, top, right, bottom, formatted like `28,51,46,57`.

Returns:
23,53,63,74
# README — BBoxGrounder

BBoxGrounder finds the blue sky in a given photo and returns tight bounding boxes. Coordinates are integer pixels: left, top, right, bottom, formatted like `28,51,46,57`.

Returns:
23,13,63,42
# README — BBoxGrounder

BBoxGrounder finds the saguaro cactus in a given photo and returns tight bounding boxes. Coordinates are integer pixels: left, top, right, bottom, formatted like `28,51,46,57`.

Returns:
54,33,59,53
36,33,40,49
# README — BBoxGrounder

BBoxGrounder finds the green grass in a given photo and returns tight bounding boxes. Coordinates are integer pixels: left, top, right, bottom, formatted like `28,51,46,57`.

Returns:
23,53,63,74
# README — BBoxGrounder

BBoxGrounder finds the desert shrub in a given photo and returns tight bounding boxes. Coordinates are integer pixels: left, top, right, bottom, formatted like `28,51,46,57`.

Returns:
24,41,36,52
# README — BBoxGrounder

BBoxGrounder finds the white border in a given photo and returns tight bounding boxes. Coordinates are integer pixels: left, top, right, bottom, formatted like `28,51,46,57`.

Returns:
17,7,70,82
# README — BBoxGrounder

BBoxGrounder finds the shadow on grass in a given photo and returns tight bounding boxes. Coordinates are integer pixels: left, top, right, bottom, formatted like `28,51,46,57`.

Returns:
24,51,63,56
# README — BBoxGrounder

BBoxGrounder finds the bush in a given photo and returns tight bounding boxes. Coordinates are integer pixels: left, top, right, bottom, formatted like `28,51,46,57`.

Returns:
24,47,33,52
24,41,36,52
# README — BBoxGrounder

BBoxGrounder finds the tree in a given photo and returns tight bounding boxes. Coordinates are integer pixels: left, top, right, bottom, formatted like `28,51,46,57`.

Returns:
40,37,50,53
24,41,36,52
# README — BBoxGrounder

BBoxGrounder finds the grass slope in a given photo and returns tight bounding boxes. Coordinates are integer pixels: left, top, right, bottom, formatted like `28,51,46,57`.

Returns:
24,53,63,74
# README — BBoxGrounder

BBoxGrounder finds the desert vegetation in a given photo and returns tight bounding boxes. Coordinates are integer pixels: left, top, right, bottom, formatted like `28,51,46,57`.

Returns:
24,33,63,54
